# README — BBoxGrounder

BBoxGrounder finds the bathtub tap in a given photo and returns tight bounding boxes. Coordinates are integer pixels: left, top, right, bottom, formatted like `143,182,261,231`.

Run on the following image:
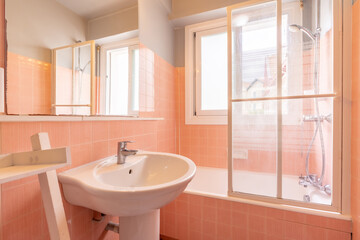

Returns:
299,174,331,195
117,141,138,164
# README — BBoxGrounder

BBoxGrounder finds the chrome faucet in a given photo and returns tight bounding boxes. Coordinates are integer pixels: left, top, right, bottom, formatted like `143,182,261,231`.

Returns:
117,141,138,164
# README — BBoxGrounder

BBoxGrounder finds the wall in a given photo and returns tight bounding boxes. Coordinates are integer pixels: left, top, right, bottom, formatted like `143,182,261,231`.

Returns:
138,0,175,66
177,67,228,168
87,6,138,41
6,0,87,63
174,28,185,67
352,0,360,239
7,52,51,115
170,0,245,19
0,1,356,240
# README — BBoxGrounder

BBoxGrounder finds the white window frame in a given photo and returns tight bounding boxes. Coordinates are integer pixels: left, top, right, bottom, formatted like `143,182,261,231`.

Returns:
99,38,139,116
185,18,228,125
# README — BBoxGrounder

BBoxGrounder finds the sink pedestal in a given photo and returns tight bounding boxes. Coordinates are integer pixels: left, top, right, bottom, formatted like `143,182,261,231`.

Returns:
119,209,160,240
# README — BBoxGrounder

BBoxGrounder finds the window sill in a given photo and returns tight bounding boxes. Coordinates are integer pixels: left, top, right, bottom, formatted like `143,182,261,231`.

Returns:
185,115,227,125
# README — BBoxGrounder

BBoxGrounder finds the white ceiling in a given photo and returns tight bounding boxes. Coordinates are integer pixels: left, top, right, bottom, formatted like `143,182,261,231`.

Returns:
56,0,138,19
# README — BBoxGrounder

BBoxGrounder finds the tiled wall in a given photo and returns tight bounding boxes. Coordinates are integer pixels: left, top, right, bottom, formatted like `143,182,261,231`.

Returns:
6,52,52,115
0,45,177,240
352,1,360,239
177,65,332,185
177,67,228,168
161,193,352,240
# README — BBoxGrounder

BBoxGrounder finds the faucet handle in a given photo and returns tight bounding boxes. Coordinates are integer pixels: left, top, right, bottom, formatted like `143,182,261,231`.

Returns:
118,141,134,150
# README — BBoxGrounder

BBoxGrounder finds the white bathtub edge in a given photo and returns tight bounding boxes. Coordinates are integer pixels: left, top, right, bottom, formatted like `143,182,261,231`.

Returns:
184,189,352,221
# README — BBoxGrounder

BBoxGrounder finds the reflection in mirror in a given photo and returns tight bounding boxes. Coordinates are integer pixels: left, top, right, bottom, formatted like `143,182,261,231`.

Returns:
53,41,94,115
98,39,139,116
5,0,139,116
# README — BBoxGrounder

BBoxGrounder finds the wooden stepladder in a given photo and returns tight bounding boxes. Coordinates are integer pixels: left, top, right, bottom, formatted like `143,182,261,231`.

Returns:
0,133,70,240
32,133,71,240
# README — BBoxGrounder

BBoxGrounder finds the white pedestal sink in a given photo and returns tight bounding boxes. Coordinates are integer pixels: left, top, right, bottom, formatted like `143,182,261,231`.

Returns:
58,151,196,240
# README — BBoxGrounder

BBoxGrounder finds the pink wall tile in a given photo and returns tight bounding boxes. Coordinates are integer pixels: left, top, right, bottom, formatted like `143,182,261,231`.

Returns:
92,121,109,142
70,143,93,168
40,122,70,148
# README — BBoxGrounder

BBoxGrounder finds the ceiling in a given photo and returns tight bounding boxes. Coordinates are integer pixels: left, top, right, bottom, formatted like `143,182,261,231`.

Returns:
55,0,138,19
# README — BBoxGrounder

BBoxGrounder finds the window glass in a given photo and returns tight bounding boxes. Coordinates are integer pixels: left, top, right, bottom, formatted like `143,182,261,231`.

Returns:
199,31,228,111
107,47,129,115
131,48,140,112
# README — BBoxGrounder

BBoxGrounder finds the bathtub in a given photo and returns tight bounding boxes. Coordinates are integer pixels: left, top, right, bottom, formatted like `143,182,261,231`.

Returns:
184,166,340,218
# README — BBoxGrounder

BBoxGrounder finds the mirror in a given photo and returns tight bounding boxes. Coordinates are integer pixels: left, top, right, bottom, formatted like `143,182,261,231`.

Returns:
5,0,139,116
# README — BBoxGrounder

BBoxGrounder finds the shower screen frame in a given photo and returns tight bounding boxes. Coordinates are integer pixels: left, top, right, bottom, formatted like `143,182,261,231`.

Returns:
227,0,344,213
52,40,96,115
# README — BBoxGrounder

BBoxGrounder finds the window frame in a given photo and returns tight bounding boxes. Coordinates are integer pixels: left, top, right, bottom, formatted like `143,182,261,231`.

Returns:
185,18,228,125
185,6,302,125
99,38,139,116
195,25,228,117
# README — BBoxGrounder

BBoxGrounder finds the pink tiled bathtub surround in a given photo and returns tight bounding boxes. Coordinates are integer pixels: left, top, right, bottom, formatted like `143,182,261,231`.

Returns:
161,193,352,240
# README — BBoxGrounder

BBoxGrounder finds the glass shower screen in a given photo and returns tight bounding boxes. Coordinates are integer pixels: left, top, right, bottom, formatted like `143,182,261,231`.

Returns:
228,0,338,211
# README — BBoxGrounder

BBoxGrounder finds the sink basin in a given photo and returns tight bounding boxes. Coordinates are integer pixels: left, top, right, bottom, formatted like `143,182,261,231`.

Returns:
58,151,196,217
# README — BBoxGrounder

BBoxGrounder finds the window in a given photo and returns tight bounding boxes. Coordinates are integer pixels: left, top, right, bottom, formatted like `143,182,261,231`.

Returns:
99,39,139,116
185,18,228,125
185,11,299,126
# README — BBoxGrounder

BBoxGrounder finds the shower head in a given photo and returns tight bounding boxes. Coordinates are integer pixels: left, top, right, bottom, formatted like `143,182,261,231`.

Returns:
232,14,249,27
288,24,302,33
288,24,318,41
